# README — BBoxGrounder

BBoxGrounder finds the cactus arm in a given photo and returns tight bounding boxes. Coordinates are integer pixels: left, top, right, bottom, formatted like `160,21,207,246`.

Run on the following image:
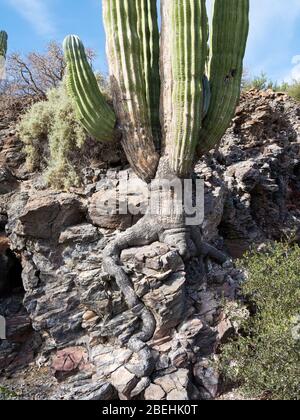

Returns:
0,31,8,59
63,35,116,143
162,0,209,176
103,0,159,182
0,31,8,80
136,0,161,151
197,0,250,156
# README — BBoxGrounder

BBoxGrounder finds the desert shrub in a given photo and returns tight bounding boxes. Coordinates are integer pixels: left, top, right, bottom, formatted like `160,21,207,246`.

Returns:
220,242,300,400
285,81,300,102
242,71,300,103
242,72,279,92
0,386,17,399
7,41,96,101
18,83,87,190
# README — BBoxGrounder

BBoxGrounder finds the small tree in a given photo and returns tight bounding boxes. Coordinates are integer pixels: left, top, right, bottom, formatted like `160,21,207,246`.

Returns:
63,0,249,377
6,41,96,100
243,71,279,92
285,80,300,101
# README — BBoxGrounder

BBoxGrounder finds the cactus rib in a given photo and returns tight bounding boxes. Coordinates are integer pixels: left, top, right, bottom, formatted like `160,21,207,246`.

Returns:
136,0,161,151
63,35,116,142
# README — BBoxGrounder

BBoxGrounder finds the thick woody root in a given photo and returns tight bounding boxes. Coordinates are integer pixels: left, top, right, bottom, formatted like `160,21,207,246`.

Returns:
103,216,159,377
102,215,227,378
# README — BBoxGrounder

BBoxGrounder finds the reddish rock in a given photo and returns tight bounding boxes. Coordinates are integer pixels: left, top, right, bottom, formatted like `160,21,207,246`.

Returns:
51,346,89,380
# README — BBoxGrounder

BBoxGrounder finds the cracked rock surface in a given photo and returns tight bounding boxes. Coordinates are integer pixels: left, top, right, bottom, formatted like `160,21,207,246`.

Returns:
0,90,299,400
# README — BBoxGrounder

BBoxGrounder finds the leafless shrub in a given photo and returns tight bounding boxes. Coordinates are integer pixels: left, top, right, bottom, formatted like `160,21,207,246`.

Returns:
3,41,96,101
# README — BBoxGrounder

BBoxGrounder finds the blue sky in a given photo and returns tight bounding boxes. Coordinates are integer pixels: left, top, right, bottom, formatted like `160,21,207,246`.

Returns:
1,0,300,82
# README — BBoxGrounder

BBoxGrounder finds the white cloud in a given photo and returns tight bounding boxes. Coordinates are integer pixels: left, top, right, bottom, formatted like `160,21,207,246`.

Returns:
205,0,300,81
244,0,300,80
285,55,300,82
7,0,56,37
292,55,300,66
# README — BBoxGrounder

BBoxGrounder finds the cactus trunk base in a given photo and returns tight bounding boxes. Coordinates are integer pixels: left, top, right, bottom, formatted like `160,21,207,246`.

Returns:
102,158,227,378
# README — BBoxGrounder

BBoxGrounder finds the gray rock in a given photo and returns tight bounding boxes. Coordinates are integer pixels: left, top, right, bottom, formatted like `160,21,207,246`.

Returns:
59,224,100,244
110,366,139,400
1,89,299,400
194,361,220,400
144,383,166,400
19,192,85,240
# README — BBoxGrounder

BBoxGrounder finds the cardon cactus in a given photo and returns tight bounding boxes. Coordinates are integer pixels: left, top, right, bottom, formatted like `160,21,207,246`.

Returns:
0,31,8,80
0,31,8,59
64,0,249,180
64,0,249,378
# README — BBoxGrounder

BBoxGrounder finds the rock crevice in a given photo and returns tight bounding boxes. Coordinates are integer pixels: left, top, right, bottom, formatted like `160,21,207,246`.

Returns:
0,90,299,399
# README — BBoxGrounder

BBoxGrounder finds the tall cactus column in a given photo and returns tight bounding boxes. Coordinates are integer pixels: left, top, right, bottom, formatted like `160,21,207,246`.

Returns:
0,31,8,80
136,0,161,151
103,0,159,182
197,0,250,155
0,31,7,59
161,0,209,176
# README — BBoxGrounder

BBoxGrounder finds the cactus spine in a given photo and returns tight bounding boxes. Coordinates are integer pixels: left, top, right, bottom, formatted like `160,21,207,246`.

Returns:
64,0,249,180
63,35,116,142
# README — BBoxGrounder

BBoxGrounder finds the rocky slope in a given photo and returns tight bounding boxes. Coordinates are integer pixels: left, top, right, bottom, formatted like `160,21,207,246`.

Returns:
0,89,299,400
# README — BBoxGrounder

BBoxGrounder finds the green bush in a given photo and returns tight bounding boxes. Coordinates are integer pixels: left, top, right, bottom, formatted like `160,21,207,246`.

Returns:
0,386,17,399
242,72,279,92
220,242,300,400
285,81,300,102
242,71,300,103
18,83,87,190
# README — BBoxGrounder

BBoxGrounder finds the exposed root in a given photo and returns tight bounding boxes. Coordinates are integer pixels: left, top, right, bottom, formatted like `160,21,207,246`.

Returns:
190,226,228,264
102,215,227,378
126,306,156,377
103,216,160,377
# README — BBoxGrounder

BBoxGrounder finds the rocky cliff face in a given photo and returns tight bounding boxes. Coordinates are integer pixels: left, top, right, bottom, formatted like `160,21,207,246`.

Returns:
0,90,299,400
215,89,300,255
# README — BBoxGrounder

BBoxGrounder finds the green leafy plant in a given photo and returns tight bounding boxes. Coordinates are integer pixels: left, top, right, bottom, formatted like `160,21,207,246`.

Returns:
220,242,300,400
